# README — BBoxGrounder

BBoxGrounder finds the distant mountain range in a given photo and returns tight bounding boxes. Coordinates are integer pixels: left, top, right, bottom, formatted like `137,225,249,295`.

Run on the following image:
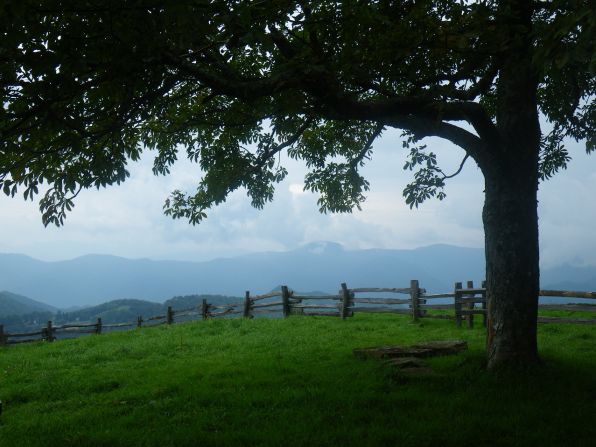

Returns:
1,242,595,309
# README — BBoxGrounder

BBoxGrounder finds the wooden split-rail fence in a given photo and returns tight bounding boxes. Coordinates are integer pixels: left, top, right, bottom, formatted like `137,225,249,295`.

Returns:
1,280,595,346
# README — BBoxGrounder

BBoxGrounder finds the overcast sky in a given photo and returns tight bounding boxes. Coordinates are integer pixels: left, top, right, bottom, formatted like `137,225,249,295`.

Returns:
1,128,594,268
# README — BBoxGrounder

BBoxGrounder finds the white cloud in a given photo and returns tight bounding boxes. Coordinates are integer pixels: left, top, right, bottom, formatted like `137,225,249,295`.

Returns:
288,183,307,196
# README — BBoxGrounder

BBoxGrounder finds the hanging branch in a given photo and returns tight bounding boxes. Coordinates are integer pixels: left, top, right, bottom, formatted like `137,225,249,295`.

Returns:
441,153,470,179
350,123,384,168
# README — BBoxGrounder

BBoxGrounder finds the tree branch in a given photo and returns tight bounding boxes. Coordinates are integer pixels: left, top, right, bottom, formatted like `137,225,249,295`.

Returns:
350,123,384,168
163,33,498,166
161,51,280,101
385,115,486,167
253,117,314,171
442,153,470,179
434,62,499,101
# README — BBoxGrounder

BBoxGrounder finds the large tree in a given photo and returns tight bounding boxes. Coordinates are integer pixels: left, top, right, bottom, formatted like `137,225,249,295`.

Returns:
0,1,594,368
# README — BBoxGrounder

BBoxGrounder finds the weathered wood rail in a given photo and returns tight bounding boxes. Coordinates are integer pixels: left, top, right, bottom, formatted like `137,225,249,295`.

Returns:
424,282,596,327
1,280,595,346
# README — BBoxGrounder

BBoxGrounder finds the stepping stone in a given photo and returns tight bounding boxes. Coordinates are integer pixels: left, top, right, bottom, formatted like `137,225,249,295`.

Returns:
410,340,468,355
384,357,427,368
398,366,435,376
353,339,467,360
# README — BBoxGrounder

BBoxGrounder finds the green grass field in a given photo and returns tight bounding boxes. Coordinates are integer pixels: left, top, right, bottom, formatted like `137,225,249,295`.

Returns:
1,314,595,447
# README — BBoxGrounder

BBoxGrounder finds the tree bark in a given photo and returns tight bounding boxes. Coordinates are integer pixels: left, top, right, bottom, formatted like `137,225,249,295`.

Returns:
483,161,540,370
483,92,542,370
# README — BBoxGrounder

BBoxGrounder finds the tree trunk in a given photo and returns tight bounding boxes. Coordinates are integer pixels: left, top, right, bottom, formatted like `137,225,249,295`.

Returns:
482,0,542,370
483,162,540,370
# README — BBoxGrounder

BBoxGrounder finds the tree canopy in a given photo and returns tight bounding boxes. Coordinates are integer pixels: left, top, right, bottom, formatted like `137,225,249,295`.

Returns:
1,0,594,369
1,1,592,224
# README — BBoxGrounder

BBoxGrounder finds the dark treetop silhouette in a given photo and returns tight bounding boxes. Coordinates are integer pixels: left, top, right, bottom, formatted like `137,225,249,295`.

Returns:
0,1,594,369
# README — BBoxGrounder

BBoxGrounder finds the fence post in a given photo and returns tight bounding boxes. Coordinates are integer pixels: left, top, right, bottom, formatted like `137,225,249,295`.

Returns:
454,282,463,327
281,286,291,318
481,280,487,328
410,279,421,321
340,283,352,319
467,280,475,328
0,324,6,346
96,317,102,335
137,316,143,328
243,291,252,318
201,299,209,320
167,306,174,325
46,320,54,342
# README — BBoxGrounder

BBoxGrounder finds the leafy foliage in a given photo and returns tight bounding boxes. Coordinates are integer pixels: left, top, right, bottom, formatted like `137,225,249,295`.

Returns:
539,125,572,180
402,140,447,208
0,1,594,225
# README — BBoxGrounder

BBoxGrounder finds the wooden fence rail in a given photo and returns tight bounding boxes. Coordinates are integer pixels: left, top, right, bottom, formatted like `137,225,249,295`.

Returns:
2,280,595,346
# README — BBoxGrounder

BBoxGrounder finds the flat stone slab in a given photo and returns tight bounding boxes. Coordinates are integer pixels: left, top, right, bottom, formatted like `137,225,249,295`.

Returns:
398,366,435,376
353,339,467,360
384,358,436,377
410,340,468,355
384,357,427,368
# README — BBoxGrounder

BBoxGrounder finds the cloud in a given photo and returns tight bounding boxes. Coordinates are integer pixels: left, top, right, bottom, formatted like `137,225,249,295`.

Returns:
537,148,596,268
288,183,307,196
0,129,594,268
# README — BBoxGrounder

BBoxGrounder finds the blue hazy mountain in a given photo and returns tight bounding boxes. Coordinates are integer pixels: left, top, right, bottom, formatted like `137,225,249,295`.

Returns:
0,243,593,308
539,263,596,291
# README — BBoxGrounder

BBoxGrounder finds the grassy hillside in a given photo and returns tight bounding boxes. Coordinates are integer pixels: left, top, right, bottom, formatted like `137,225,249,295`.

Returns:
0,314,594,447
0,291,56,317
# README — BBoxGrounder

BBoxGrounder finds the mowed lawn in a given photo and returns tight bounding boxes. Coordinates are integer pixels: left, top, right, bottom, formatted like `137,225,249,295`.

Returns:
0,314,595,447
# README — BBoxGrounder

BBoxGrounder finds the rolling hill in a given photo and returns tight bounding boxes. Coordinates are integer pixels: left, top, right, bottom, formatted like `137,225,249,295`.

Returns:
0,290,57,316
